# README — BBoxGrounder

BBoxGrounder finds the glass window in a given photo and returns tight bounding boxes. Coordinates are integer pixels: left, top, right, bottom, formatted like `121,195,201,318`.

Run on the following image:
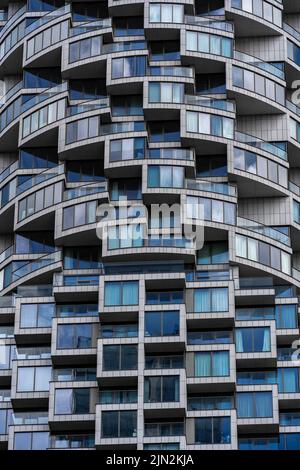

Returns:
195,351,230,377
237,391,273,418
104,281,139,306
145,311,179,336
102,410,137,438
144,376,179,402
194,288,229,312
236,327,271,353
195,417,231,444
103,345,138,370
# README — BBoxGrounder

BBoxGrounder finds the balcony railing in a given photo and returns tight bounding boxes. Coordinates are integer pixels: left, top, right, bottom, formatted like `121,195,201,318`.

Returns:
16,346,51,360
283,22,300,43
235,130,287,160
50,434,95,449
53,273,100,287
16,163,64,196
12,411,48,425
234,50,285,80
144,422,184,437
99,389,137,404
67,98,109,116
0,160,18,184
11,251,62,284
185,94,235,112
185,15,234,32
69,18,112,37
22,82,67,113
186,179,237,196
25,4,71,35
63,181,107,200
148,66,194,78
237,217,290,246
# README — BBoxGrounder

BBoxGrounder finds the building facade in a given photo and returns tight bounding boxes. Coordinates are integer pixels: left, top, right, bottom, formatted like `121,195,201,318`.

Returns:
0,0,299,451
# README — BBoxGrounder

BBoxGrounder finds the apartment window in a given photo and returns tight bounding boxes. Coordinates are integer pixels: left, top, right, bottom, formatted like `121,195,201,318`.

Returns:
294,200,300,224
57,324,93,349
114,17,144,36
69,36,102,63
187,111,234,139
237,391,273,418
112,56,147,79
18,182,62,221
69,79,106,100
196,73,226,94
197,241,228,264
72,2,107,21
110,138,145,161
150,41,180,61
24,67,61,88
232,66,285,105
236,327,271,353
54,388,90,414
148,121,180,142
111,95,143,116
196,1,224,16
290,118,300,143
148,165,185,188
15,231,55,255
280,412,300,426
186,31,232,57
234,148,288,187
28,0,64,11
0,409,12,435
197,155,227,177
236,234,291,275
149,3,184,23
107,224,143,250
145,311,179,336
0,345,15,370
17,366,51,392
101,411,137,438
64,247,101,269
14,431,49,450
231,0,282,27
110,178,142,201
149,82,184,103
103,345,138,370
195,417,231,444
66,116,101,144
27,21,68,58
66,160,104,182
194,287,229,312
63,201,97,230
278,368,300,393
22,99,65,138
104,281,139,306
195,351,229,377
20,303,55,328
275,304,298,329
20,147,58,169
144,376,179,402
288,40,300,67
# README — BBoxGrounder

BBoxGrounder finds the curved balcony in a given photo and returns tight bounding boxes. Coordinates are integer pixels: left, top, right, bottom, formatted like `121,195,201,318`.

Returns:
234,233,298,288
230,145,289,198
23,5,71,68
228,0,283,37
54,182,109,245
0,250,62,296
60,120,146,158
228,64,286,115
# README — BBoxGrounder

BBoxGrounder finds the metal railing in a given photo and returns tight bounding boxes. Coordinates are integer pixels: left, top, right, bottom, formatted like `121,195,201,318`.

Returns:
186,179,237,196
237,217,290,246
